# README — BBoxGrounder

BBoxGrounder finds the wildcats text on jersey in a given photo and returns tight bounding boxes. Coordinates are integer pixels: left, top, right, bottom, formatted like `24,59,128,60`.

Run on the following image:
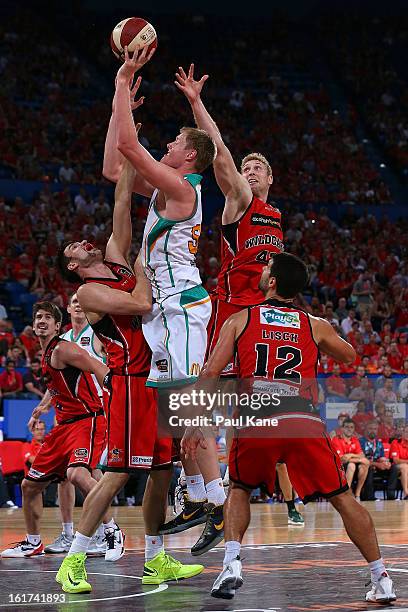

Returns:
244,234,284,251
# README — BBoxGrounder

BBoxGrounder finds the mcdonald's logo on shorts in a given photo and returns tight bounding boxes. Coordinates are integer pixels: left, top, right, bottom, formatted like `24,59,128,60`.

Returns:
190,363,201,376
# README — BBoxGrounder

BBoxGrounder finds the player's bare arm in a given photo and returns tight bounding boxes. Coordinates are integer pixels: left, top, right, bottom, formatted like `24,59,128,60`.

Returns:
115,48,193,210
27,390,53,431
105,158,136,263
201,310,249,378
103,47,155,197
175,64,252,218
311,316,356,364
51,341,109,388
76,283,151,319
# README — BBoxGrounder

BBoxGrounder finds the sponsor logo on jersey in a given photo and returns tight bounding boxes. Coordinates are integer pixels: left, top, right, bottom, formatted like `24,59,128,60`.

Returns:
80,337,91,346
250,213,281,229
118,267,133,278
28,468,46,478
74,448,89,458
260,307,300,329
244,234,284,251
131,455,153,466
156,359,168,372
110,448,122,463
190,362,201,376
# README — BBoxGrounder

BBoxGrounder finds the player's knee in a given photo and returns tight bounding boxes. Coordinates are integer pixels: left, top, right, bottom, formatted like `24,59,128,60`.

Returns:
22,478,42,497
67,466,92,488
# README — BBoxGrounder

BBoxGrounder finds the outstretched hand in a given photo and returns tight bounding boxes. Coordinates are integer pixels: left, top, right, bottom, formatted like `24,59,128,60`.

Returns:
116,45,156,83
174,63,209,104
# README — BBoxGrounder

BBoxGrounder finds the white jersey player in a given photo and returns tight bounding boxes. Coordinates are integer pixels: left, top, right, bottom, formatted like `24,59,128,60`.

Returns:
141,175,211,387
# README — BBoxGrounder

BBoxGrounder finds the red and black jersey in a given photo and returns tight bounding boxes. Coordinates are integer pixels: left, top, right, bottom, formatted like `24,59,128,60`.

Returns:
84,261,151,376
42,336,102,424
235,298,319,409
216,197,284,306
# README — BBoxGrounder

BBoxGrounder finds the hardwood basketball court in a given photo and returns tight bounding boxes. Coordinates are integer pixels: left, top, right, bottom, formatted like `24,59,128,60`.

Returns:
1,501,407,611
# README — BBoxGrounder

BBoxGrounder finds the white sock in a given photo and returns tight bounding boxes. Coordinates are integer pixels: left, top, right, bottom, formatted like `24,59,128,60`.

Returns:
186,474,206,501
27,534,41,546
62,523,74,537
96,523,105,538
68,531,91,555
145,535,164,561
223,540,241,565
369,558,387,583
206,478,226,505
179,468,186,486
103,518,116,530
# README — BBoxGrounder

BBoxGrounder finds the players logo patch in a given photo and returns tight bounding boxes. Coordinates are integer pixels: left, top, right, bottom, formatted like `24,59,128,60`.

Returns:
260,307,300,329
156,359,168,372
74,448,89,458
80,337,91,346
190,362,201,376
131,455,153,466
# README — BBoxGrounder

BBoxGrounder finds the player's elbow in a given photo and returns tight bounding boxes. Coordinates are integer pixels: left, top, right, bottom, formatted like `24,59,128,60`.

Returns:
343,345,356,365
136,299,152,315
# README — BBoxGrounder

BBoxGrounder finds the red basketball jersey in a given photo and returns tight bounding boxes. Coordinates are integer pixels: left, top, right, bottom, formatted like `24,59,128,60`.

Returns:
84,261,151,375
235,299,319,406
216,197,284,306
42,336,102,424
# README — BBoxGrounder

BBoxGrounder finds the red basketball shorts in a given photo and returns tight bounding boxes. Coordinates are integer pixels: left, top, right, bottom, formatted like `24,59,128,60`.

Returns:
103,373,172,472
206,297,243,375
229,414,348,503
26,413,106,482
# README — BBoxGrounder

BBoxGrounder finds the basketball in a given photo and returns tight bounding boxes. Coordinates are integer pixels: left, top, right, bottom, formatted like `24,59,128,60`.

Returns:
110,17,157,61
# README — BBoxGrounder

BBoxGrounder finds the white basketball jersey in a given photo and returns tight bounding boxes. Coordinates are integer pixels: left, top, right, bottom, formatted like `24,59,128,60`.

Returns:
142,174,204,299
61,324,105,396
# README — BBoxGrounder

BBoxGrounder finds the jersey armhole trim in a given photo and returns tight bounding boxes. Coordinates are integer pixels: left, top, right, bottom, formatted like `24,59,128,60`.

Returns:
222,195,254,234
152,179,199,223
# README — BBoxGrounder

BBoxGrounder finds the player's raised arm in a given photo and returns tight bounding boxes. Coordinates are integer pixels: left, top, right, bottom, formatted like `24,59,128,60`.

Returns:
52,341,109,388
115,48,190,199
175,64,251,210
201,310,248,378
105,158,135,262
311,316,356,364
77,282,151,317
103,64,155,198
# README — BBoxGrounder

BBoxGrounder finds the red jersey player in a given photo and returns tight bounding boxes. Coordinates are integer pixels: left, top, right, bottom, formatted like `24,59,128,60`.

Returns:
1,301,108,559
175,64,284,374
56,160,203,592
182,253,396,604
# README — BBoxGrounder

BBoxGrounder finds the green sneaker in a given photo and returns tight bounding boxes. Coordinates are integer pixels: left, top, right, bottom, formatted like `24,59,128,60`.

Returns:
142,550,204,584
288,508,305,526
57,553,92,593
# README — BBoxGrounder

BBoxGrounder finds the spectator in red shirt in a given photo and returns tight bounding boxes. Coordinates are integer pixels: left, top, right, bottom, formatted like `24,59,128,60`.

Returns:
23,420,46,475
0,359,23,398
387,341,403,373
389,425,408,499
331,418,370,500
326,363,348,397
19,326,40,362
352,400,375,435
329,411,350,439
377,409,395,442
398,333,408,360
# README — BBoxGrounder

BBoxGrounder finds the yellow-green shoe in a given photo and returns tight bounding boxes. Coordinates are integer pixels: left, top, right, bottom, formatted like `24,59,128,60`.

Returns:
142,550,204,585
57,553,92,593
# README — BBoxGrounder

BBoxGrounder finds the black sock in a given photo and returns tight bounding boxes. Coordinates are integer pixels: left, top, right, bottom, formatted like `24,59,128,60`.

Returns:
286,499,295,513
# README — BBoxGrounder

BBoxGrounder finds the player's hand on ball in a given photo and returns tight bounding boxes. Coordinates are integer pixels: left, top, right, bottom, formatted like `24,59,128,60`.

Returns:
175,64,209,104
116,45,156,82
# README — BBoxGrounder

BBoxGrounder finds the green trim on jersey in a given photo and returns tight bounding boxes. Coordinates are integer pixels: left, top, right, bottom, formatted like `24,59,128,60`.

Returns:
152,174,202,223
163,229,175,287
179,284,209,307
158,300,172,379
91,333,106,364
181,304,190,376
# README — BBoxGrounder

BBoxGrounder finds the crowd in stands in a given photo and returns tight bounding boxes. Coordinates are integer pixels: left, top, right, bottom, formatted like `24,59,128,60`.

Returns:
319,14,408,180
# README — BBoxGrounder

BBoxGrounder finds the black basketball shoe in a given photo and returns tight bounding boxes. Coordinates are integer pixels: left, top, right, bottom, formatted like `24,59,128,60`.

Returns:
158,497,207,535
191,502,224,556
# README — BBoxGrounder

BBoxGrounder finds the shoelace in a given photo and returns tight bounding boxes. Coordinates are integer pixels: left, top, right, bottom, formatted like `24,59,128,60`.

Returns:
175,486,186,510
162,553,182,582
71,557,86,581
8,540,37,548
